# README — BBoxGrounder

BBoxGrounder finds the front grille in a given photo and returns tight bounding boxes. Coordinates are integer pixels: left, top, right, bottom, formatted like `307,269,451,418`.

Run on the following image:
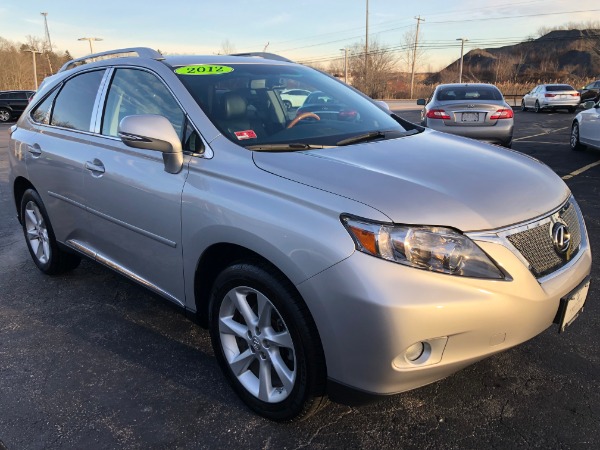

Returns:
506,201,582,278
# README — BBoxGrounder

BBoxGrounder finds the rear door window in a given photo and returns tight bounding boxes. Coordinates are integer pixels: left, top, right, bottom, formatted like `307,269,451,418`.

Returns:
51,70,105,131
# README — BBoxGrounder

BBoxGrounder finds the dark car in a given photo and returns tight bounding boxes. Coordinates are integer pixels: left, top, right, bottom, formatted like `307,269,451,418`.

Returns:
295,91,358,122
0,90,36,122
579,80,600,104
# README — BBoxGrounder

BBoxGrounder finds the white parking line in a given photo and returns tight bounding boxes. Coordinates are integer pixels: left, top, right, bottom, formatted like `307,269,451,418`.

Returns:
513,126,569,141
562,160,600,180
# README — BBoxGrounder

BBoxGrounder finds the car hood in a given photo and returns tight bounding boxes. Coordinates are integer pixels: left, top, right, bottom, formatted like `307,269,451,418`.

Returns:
252,130,569,232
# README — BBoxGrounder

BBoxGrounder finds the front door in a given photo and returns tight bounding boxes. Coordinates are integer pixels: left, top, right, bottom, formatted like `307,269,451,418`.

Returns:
83,68,189,305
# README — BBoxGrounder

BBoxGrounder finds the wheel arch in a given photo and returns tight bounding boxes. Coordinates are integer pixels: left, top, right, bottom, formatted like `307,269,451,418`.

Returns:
193,243,319,333
13,176,36,224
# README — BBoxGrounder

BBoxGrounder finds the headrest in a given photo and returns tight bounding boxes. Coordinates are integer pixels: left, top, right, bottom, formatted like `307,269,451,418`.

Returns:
219,93,247,119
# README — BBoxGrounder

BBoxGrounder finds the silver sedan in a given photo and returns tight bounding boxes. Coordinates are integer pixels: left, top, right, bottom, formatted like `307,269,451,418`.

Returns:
418,83,514,147
522,84,580,113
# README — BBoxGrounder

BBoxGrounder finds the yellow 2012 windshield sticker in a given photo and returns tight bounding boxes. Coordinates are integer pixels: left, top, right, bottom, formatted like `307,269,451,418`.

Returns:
175,65,234,75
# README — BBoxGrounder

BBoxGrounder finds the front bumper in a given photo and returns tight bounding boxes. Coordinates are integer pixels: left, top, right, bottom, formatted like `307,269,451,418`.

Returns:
297,227,592,396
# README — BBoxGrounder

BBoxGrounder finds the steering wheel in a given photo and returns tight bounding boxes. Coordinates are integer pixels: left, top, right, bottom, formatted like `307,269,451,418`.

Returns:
287,112,320,129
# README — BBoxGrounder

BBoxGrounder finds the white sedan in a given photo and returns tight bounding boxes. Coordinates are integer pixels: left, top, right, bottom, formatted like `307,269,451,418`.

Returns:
571,99,600,150
279,89,311,109
522,84,580,113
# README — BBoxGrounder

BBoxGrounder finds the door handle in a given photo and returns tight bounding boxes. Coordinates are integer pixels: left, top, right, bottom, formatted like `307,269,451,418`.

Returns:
85,159,105,174
28,143,42,156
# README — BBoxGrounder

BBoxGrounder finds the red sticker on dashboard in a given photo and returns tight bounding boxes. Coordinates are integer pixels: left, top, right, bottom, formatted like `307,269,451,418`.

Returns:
234,130,257,140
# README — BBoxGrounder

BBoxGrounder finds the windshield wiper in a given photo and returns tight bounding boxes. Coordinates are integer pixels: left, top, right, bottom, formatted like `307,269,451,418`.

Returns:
246,143,331,152
336,131,386,146
336,129,420,146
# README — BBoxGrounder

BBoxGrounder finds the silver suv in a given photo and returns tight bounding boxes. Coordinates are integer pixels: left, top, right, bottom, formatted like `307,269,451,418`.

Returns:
9,48,592,421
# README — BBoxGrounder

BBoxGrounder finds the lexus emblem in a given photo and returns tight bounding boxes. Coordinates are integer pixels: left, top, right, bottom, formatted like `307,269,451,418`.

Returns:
552,222,571,257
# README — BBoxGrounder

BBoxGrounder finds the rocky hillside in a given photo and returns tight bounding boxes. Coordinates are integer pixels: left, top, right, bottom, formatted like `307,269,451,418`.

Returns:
430,29,600,83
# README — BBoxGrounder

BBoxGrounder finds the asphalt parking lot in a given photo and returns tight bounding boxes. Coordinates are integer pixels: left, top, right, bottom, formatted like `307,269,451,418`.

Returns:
1,108,599,449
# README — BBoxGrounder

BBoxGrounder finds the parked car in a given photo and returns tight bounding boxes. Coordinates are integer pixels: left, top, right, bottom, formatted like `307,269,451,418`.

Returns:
294,90,358,122
0,90,35,122
279,88,311,109
9,48,591,422
521,84,580,113
578,80,600,104
570,99,600,151
417,83,513,147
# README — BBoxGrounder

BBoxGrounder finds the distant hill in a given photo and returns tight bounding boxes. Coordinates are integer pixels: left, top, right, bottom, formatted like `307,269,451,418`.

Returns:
429,29,600,84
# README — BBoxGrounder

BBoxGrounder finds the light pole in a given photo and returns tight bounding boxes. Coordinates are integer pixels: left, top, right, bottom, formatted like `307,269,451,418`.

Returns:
23,49,42,90
365,0,369,90
340,48,348,84
456,38,469,83
78,37,103,54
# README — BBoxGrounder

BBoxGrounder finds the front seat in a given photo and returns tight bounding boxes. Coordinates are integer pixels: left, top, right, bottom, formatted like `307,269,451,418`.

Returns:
216,92,266,141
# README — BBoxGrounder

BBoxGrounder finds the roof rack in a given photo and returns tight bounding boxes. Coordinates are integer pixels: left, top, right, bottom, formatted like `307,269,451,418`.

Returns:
229,52,292,63
58,47,164,73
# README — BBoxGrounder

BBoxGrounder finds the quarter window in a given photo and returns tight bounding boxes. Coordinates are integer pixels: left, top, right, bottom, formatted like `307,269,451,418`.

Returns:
101,69,185,138
30,88,60,125
51,70,105,131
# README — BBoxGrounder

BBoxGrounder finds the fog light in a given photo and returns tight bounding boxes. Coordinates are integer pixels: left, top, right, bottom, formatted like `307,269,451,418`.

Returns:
405,342,425,361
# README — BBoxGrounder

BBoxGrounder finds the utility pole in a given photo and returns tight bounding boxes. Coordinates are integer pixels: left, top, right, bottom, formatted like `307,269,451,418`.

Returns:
23,49,42,90
340,48,348,84
41,12,53,73
365,0,369,92
456,38,469,83
410,15,424,100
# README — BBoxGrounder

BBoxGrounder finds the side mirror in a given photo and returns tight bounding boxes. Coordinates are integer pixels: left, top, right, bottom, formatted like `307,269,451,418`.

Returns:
118,114,183,174
416,99,426,105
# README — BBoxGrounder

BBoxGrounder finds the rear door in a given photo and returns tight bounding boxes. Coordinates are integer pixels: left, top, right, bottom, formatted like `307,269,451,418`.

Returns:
83,67,190,305
22,69,107,246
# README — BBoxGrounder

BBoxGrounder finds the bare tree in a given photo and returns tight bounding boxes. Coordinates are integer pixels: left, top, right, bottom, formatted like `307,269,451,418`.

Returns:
0,35,71,90
348,39,397,98
398,27,428,78
218,39,236,55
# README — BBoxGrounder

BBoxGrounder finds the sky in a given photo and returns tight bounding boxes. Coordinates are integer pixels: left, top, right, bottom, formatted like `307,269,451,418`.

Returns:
1,0,599,71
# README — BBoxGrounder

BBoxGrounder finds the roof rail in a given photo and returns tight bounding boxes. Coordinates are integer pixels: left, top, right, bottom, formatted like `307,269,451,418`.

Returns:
229,52,293,63
58,47,164,73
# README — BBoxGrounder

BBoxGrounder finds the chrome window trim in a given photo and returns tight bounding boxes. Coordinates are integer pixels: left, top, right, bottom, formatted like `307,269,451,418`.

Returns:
91,68,114,134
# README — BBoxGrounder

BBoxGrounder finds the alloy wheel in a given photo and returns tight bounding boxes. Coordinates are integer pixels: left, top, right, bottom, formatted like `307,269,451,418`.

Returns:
24,200,51,264
218,285,296,403
0,109,10,122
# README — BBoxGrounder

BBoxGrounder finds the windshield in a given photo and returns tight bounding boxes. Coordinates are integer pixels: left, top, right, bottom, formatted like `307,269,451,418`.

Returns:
175,63,407,147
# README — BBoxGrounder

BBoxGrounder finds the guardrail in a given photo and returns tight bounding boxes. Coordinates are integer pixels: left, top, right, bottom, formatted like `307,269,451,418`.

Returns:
504,94,526,107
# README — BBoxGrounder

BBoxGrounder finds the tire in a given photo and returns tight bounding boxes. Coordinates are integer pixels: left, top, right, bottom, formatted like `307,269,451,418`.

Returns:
520,100,527,112
20,189,81,275
570,122,585,151
209,261,327,421
501,139,512,149
283,100,292,110
534,101,541,113
0,108,11,122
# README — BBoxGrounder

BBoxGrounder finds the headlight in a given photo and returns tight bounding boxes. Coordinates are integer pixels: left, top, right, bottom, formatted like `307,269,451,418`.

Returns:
341,216,505,279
